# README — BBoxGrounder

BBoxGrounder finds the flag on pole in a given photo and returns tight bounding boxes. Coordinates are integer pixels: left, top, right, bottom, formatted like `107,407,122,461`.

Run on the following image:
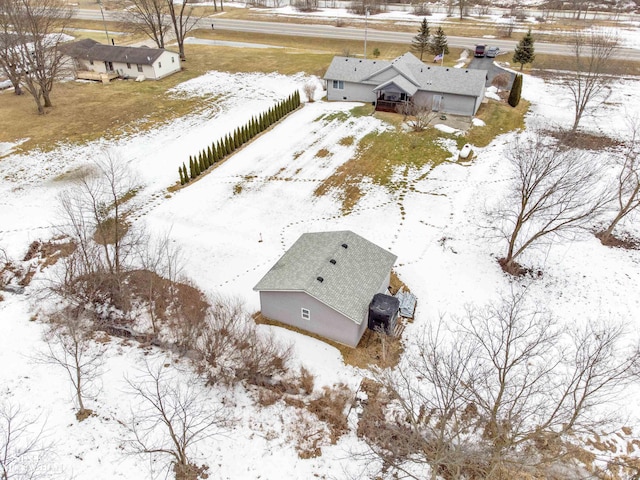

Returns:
433,53,443,63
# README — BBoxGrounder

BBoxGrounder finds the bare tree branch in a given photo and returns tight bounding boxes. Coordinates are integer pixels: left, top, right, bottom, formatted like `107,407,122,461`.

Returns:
0,0,72,113
565,29,619,132
125,360,233,479
599,116,640,244
487,130,609,274
39,307,104,420
0,402,55,480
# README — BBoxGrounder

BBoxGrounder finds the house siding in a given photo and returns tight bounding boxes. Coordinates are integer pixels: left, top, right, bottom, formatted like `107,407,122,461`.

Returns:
327,81,376,103
413,91,478,116
258,271,391,348
73,51,180,80
260,291,364,347
152,51,181,79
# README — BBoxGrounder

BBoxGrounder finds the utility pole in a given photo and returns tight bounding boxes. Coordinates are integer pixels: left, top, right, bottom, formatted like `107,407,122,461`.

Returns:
97,0,111,45
364,9,369,59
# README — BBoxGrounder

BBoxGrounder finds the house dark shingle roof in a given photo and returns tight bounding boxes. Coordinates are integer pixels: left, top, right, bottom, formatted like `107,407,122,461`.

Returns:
324,52,486,98
61,39,172,65
254,231,397,325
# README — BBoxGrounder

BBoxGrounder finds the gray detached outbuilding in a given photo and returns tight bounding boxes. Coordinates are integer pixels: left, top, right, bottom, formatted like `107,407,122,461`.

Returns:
253,231,397,348
324,52,487,116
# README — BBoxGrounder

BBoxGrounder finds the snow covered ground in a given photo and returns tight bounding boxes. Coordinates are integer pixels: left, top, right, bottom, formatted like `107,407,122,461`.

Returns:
1,43,640,479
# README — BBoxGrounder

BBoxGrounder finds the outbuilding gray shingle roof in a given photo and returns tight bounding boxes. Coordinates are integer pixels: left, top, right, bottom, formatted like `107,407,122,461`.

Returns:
60,38,172,65
253,231,397,325
324,52,486,98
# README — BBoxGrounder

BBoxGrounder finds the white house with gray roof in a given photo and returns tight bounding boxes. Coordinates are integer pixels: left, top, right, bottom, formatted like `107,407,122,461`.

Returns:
323,52,487,116
253,231,397,348
61,39,180,81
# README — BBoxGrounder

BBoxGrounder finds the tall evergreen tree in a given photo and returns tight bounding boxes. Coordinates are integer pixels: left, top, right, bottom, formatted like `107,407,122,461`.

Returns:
189,157,194,179
429,26,449,57
412,18,431,61
179,166,184,185
508,73,523,107
513,29,536,71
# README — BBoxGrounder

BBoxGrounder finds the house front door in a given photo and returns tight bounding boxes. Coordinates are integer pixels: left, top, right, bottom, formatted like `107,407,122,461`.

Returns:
432,95,443,112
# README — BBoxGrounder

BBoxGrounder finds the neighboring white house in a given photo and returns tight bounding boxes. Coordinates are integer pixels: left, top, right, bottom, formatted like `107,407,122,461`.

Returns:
323,52,487,116
61,39,180,81
253,231,397,348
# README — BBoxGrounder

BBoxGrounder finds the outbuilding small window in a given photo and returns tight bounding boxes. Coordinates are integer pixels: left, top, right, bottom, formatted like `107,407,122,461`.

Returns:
332,80,344,90
301,308,310,321
89,60,94,65
158,62,162,68
126,63,131,69
171,56,175,63
137,64,143,73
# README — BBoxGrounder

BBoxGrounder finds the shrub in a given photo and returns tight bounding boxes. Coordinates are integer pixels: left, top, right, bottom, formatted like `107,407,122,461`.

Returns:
508,73,523,107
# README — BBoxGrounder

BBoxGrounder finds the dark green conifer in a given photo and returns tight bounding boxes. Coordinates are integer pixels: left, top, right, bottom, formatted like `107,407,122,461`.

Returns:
508,73,523,107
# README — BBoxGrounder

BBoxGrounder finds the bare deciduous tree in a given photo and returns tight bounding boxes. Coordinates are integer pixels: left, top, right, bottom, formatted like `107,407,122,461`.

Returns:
302,81,317,102
565,29,619,132
40,307,104,420
0,30,23,95
360,288,640,479
136,231,184,334
363,320,479,480
488,131,608,275
491,73,511,93
117,0,171,49
0,0,72,113
599,117,640,245
194,296,293,386
126,360,233,480
55,152,141,315
396,100,439,132
166,0,200,61
0,402,53,480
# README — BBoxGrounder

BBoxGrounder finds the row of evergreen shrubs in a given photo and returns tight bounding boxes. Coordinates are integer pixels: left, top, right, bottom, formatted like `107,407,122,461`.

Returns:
178,91,302,185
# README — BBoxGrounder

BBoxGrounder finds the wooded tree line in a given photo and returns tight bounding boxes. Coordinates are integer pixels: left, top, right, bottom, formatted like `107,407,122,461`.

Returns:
179,92,302,185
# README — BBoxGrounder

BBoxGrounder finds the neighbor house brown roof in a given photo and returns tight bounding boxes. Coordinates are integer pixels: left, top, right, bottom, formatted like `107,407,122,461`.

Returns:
61,39,173,65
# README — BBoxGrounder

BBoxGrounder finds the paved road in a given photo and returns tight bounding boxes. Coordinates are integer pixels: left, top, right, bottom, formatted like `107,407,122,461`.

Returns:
76,9,640,62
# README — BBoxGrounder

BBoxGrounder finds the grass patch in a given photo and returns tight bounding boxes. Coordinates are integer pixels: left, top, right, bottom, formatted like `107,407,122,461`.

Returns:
530,53,640,77
465,99,530,148
254,313,402,369
94,217,129,245
315,148,330,158
338,136,354,146
0,36,342,153
350,104,375,117
315,124,453,212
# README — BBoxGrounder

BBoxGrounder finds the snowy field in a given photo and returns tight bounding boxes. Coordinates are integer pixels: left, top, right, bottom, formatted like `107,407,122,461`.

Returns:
2,51,640,478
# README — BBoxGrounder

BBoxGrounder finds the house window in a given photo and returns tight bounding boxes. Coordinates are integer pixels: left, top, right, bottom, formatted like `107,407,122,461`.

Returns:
137,64,143,73
301,308,310,321
89,60,94,65
171,56,175,63
332,80,344,89
158,62,162,68
126,63,131,69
